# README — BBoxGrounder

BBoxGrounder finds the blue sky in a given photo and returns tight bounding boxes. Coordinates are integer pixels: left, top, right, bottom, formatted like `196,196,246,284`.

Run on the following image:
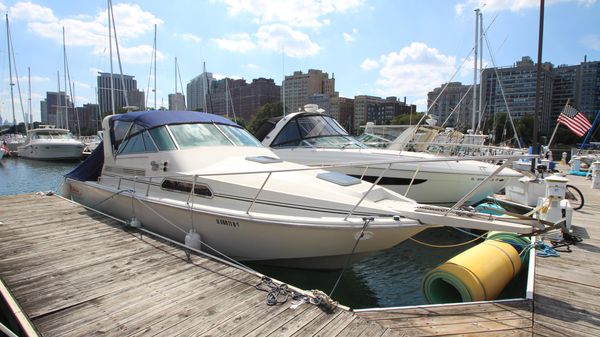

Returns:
0,0,598,123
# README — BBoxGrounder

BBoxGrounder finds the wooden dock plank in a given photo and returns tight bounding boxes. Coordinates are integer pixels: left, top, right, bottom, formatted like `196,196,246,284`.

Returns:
1,194,397,337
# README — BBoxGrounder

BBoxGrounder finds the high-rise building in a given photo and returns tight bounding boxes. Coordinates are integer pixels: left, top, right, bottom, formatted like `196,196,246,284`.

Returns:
186,72,215,111
75,104,100,135
283,69,335,113
127,89,146,111
209,78,281,121
168,93,186,110
575,61,600,117
481,56,554,134
40,99,48,124
42,91,73,129
353,95,384,134
367,97,416,126
427,82,476,129
97,72,139,117
329,96,355,132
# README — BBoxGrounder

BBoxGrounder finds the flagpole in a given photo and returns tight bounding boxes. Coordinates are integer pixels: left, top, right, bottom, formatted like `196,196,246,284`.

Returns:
579,109,600,153
547,98,570,148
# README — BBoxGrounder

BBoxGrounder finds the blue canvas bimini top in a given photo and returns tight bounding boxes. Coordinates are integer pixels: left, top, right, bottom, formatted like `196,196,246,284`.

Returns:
111,110,239,129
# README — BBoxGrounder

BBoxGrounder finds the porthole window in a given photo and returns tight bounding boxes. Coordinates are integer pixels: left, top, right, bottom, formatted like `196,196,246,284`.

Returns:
161,179,213,197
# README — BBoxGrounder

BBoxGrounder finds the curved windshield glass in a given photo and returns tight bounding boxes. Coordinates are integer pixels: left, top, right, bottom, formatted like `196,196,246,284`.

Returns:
168,123,262,148
272,115,366,148
169,124,231,148
216,124,262,147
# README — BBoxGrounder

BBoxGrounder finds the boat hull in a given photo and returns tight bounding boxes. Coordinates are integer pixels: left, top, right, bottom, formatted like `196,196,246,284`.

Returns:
272,148,520,206
18,142,84,160
66,179,426,269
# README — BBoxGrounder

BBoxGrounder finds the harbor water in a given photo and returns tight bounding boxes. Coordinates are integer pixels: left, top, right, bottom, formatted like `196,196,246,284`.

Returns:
0,157,523,309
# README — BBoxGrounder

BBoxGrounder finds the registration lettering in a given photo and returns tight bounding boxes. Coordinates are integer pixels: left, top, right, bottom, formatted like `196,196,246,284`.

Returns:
216,218,240,228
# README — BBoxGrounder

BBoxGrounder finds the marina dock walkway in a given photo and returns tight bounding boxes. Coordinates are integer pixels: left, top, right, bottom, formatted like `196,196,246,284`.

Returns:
0,194,397,336
1,173,598,336
356,173,600,336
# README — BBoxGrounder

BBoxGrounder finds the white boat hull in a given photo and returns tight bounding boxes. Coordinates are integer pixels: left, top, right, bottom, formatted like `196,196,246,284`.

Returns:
272,148,520,206
67,178,426,269
18,141,84,160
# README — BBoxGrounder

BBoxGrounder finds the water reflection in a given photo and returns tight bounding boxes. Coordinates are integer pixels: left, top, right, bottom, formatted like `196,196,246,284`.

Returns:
0,158,79,195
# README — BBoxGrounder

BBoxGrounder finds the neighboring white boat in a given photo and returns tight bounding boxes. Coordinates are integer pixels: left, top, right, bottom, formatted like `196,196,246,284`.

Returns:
64,110,538,269
255,105,523,206
17,125,85,160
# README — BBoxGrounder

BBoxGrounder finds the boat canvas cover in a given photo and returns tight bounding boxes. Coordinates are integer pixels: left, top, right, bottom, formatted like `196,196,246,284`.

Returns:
65,141,104,182
66,111,240,182
110,110,238,129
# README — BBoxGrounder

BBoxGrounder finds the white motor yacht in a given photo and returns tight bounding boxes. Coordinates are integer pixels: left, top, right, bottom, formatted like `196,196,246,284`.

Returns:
18,126,85,160
64,110,538,269
255,105,523,206
64,110,431,269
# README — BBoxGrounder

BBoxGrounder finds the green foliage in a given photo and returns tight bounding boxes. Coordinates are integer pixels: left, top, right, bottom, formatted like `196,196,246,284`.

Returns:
390,112,425,125
246,102,283,134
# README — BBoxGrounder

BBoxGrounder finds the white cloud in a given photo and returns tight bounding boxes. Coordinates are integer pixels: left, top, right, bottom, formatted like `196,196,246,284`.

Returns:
246,63,261,70
220,0,363,29
455,0,596,14
213,73,243,80
117,45,165,65
181,33,202,44
10,2,57,22
9,2,163,64
16,75,50,83
89,67,103,76
255,24,320,57
581,34,600,51
343,28,358,43
361,58,379,71
72,80,91,90
214,33,256,53
370,42,456,100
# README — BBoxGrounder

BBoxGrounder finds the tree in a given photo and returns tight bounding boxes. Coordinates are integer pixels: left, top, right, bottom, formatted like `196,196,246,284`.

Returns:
246,102,283,134
390,112,425,125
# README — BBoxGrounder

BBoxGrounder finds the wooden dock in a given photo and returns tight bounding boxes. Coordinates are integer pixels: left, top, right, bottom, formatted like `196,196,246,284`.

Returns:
356,173,600,337
1,173,598,336
0,194,398,336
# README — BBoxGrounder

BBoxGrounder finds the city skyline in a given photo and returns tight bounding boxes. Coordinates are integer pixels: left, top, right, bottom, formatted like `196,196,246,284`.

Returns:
0,0,598,123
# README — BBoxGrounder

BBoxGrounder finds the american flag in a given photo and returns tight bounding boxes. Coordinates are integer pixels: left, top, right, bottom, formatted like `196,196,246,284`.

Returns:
557,105,592,137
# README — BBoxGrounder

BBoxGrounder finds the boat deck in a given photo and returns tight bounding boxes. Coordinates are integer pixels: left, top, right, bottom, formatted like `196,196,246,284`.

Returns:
0,194,398,336
356,173,600,337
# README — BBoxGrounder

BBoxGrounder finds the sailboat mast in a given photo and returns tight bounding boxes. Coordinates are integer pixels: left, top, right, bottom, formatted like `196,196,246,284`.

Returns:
6,14,16,130
225,79,229,118
63,27,69,131
202,62,207,113
28,67,32,126
154,23,157,110
174,57,177,94
108,0,115,115
472,8,480,131
477,11,484,132
57,71,61,127
109,0,129,109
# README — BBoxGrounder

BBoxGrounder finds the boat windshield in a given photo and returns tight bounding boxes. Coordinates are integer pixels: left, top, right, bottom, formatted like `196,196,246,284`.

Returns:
168,123,262,148
115,121,262,155
33,132,74,140
272,114,366,149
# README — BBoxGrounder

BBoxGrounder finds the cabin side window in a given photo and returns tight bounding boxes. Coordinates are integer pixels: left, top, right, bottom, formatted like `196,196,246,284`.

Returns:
111,121,132,154
160,179,213,198
149,126,177,151
118,130,158,154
